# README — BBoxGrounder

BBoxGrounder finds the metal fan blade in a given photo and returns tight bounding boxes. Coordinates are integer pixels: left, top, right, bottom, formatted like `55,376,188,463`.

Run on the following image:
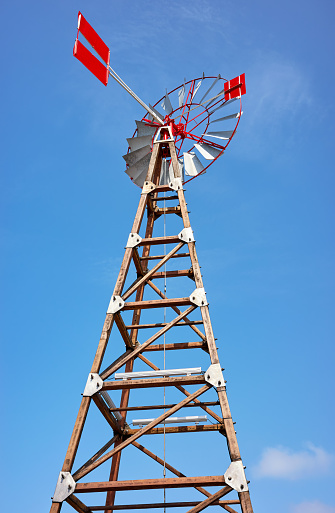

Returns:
191,73,204,101
147,104,164,123
133,168,149,187
198,75,221,104
123,145,151,166
135,120,158,138
194,143,222,160
209,97,238,115
161,91,173,115
203,130,234,140
178,79,186,107
159,159,170,185
127,135,152,152
169,158,184,182
125,153,151,181
210,112,240,124
183,152,204,177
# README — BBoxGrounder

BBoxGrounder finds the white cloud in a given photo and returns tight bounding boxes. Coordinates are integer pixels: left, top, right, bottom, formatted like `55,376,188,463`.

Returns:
252,443,333,480
292,501,335,513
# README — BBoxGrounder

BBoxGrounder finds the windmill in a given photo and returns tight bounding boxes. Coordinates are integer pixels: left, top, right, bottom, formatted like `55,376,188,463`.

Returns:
50,12,253,513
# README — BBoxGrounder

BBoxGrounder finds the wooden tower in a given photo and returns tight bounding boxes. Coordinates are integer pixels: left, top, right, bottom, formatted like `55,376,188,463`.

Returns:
50,135,254,513
50,12,253,513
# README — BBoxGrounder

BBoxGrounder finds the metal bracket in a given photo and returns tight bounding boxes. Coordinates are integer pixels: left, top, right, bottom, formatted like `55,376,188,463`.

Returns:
83,373,103,397
107,295,125,314
52,472,76,502
205,363,224,388
190,287,208,307
169,177,183,191
224,461,249,492
126,232,142,248
154,125,174,143
142,181,156,194
178,227,195,243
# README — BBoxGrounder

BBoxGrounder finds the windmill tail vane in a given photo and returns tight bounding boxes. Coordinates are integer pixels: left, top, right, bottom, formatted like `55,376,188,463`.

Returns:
49,11,254,513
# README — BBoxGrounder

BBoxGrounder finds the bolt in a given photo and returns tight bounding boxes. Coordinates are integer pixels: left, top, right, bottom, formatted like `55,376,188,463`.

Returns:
201,301,204,305
218,380,221,386
240,484,244,490
228,476,232,481
119,303,122,307
207,375,210,380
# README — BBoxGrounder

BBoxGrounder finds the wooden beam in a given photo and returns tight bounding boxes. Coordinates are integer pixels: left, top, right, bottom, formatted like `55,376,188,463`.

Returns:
75,475,226,493
66,495,92,513
142,341,206,351
88,500,239,510
92,394,123,433
150,269,194,279
127,424,225,435
102,375,205,391
100,305,196,380
125,320,203,329
123,297,191,310
73,435,119,481
114,313,135,349
139,235,180,246
186,486,233,513
140,252,190,261
110,401,219,412
72,384,209,481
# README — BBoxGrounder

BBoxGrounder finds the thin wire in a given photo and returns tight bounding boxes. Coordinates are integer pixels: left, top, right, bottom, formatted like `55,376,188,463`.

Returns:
163,185,167,513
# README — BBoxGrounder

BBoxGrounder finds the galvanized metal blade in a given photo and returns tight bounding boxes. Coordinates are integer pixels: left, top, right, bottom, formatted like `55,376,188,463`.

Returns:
209,97,238,115
159,159,171,185
125,152,151,181
161,90,173,115
191,73,204,101
178,79,186,107
127,135,153,152
133,167,149,187
147,104,164,123
183,152,205,176
198,75,221,104
203,130,234,140
123,145,151,166
135,120,158,138
210,112,240,124
194,142,222,160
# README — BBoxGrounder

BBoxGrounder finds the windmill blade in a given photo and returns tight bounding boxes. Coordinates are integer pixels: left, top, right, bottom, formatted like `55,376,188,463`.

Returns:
133,167,149,187
209,97,238,115
203,130,234,140
135,120,158,138
147,104,164,123
159,159,170,185
198,75,221,104
194,143,222,160
125,153,151,182
183,152,205,177
210,112,240,124
161,90,173,115
127,135,152,152
191,73,205,101
123,145,151,167
178,79,186,108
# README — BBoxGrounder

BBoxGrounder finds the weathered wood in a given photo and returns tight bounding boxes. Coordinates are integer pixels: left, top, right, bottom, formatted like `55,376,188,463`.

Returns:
238,492,253,513
147,280,207,341
100,305,196,380
88,501,239,510
186,486,233,513
140,252,190,261
66,495,92,513
142,341,206,351
151,269,194,279
75,475,226,493
217,387,241,461
103,375,205,390
122,242,184,300
139,235,180,246
92,394,123,433
114,313,135,349
73,385,209,480
125,320,203,329
73,435,119,481
154,195,179,202
123,297,191,310
110,401,219,412
127,424,225,435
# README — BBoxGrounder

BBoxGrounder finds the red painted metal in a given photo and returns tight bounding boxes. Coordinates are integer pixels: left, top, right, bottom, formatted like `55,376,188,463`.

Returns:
224,73,246,101
73,40,109,86
77,11,110,66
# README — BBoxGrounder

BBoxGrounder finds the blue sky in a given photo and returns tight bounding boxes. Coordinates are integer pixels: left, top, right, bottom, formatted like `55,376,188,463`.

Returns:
1,1,335,512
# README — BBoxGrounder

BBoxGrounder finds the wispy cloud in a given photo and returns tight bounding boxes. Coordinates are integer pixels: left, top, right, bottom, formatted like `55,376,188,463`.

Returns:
252,443,333,480
291,501,335,513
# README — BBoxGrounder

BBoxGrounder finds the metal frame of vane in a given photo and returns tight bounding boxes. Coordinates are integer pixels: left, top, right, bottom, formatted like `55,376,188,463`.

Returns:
50,11,253,513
